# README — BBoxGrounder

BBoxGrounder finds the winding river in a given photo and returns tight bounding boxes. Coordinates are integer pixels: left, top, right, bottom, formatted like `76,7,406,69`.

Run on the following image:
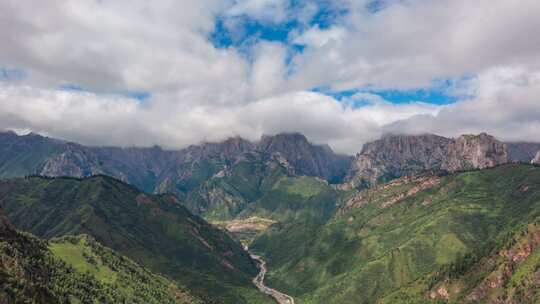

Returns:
250,253,295,304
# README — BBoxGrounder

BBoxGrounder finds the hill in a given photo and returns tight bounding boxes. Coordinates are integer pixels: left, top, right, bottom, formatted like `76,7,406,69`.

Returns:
0,175,271,303
251,164,540,303
0,131,350,194
0,207,199,303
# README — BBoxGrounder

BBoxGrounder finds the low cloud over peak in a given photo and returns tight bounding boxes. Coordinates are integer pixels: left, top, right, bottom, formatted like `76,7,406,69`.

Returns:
0,0,539,153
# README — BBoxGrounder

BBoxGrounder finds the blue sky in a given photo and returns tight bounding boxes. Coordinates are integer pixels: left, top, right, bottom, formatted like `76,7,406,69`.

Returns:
209,0,460,107
1,0,539,152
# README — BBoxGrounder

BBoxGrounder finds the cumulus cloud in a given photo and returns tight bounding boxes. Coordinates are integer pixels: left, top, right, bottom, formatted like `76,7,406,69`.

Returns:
385,67,540,142
0,82,440,153
0,0,540,154
288,0,540,90
226,0,290,23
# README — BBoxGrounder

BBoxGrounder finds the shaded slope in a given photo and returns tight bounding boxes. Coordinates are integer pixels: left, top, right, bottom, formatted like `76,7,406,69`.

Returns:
0,131,65,178
0,131,349,194
0,207,199,304
251,164,540,304
0,175,268,303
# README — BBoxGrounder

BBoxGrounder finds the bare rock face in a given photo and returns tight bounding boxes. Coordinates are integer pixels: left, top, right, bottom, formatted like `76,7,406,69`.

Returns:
347,133,508,187
257,133,351,182
506,142,540,163
347,134,451,187
532,151,540,164
441,133,508,172
39,144,104,178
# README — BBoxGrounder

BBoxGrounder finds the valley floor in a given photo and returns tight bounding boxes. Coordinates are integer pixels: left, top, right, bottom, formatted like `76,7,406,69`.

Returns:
251,253,295,304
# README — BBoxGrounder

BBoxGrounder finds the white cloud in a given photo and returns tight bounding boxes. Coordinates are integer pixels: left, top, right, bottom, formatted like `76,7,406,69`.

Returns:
249,42,288,99
288,0,540,91
385,67,540,142
226,0,290,23
292,26,347,48
0,83,440,154
1,0,540,155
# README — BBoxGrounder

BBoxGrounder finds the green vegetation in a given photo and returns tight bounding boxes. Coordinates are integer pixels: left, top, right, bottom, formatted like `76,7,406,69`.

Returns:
0,175,272,303
0,132,63,177
251,164,540,303
239,175,337,223
381,220,540,303
0,218,199,303
185,154,290,221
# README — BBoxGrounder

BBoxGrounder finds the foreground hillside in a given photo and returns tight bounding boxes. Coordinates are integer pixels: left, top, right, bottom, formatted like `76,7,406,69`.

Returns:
0,208,199,303
0,175,271,303
251,164,540,303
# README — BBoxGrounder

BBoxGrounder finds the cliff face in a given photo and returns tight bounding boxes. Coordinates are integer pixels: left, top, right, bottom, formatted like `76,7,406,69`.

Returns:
532,151,540,164
347,133,508,187
257,133,352,182
507,142,540,163
0,131,350,193
441,133,508,171
347,134,450,186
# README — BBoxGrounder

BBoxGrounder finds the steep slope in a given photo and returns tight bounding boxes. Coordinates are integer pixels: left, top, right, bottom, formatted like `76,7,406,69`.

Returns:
0,131,349,196
0,207,199,304
382,220,540,304
182,150,290,220
0,131,65,178
257,133,351,183
346,133,508,188
507,142,540,163
251,164,540,304
532,151,540,164
0,175,270,303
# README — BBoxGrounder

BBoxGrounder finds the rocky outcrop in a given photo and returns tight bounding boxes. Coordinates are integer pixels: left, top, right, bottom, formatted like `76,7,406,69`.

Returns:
346,134,450,187
257,133,351,182
532,151,540,164
441,133,508,172
0,131,350,192
347,133,508,188
340,173,441,214
39,143,104,178
507,142,540,163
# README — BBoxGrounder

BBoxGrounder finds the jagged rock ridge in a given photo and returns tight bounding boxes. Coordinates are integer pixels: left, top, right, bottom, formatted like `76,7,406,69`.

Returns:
346,133,508,187
0,131,351,194
532,151,540,164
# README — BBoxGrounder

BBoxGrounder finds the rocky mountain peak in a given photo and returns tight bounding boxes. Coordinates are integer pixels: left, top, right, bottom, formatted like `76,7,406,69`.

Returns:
441,133,507,171
347,133,508,187
257,133,351,182
258,132,310,151
507,142,540,163
532,151,540,164
184,136,254,161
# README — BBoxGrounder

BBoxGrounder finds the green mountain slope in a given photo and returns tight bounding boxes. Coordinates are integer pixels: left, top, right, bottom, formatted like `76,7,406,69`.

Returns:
0,175,271,303
251,164,540,304
0,131,350,200
382,220,540,303
0,208,199,303
0,131,64,178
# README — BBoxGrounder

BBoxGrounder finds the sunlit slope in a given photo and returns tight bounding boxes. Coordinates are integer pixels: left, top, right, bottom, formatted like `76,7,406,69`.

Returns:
252,164,540,303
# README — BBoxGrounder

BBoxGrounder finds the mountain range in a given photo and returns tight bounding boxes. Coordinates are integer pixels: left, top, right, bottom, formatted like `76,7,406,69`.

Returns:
2,130,540,303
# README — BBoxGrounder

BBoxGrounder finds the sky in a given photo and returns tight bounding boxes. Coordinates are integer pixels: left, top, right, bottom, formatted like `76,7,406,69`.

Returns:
1,0,540,154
